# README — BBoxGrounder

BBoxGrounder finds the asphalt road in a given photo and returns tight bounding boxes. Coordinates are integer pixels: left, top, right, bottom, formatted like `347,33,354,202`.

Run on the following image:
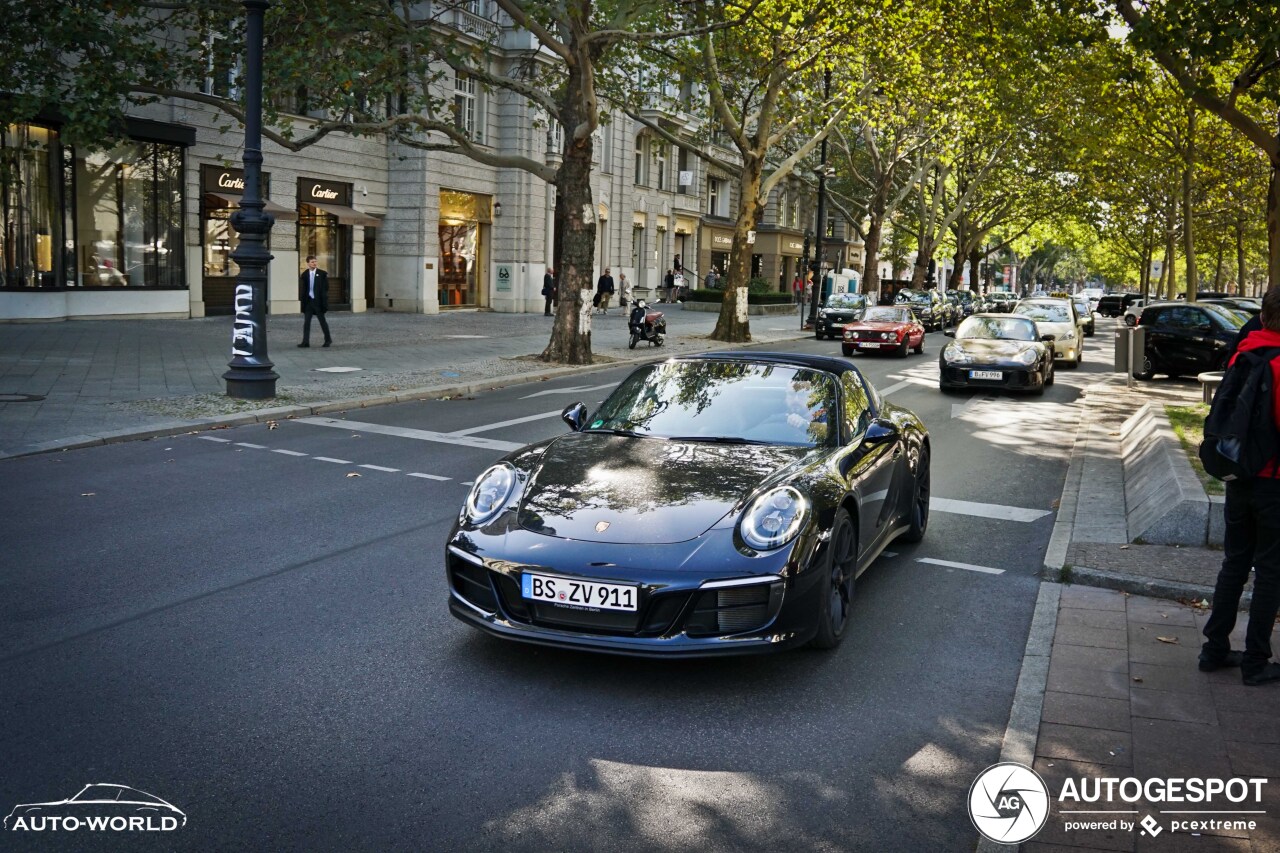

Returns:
0,319,1117,850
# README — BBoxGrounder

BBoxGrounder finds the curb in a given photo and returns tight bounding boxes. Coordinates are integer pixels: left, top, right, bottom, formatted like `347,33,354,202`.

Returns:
0,332,806,461
976,581,1061,853
1056,564,1237,607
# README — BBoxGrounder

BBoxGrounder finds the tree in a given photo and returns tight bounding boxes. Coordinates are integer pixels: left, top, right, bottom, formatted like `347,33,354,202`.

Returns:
1111,0,1280,290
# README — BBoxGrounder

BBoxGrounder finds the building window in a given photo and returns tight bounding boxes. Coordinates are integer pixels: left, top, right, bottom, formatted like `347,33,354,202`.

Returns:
600,121,612,173
677,146,689,194
454,72,478,140
654,142,667,191
777,188,788,226
707,177,724,216
632,225,645,280
203,33,240,99
634,135,647,186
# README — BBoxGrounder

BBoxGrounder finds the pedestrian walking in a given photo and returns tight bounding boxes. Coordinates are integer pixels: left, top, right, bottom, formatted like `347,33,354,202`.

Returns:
1201,286,1280,686
298,254,332,347
595,267,615,315
663,269,675,303
542,267,557,316
619,273,632,308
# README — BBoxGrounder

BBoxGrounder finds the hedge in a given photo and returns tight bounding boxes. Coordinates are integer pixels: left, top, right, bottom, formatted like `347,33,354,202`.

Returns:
683,289,795,305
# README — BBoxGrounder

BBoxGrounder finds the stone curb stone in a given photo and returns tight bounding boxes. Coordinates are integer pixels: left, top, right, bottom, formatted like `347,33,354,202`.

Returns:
1122,402,1209,545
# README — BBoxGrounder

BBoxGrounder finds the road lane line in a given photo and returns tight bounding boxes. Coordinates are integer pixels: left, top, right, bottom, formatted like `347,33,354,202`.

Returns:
408,473,451,481
878,380,913,396
271,449,308,457
297,417,522,452
917,558,1005,575
359,464,400,473
932,497,1052,522
881,551,898,558
451,409,563,436
235,442,266,449
313,456,352,464
199,436,232,443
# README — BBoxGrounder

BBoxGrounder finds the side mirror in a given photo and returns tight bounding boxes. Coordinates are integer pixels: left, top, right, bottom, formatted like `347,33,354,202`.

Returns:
561,402,588,432
863,418,898,446
943,329,955,337
1040,334,1056,342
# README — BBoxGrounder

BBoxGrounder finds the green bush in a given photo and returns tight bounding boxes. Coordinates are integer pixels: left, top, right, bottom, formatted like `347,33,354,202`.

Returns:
683,290,794,305
747,277,773,295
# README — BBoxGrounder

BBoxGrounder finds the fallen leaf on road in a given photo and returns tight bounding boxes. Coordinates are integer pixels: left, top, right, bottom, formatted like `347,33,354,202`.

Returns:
1051,499,1060,509
1120,544,1130,550
1132,677,1143,683
1156,636,1178,644
346,472,361,478
267,421,278,430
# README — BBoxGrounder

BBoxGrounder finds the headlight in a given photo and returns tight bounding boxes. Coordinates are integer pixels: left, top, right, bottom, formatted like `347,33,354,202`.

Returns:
1015,348,1038,366
739,486,808,551
880,331,893,341
464,463,518,525
1060,329,1076,340
943,344,971,365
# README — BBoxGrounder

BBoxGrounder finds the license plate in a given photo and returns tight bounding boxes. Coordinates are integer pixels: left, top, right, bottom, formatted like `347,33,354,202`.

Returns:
522,572,637,611
857,342,882,348
970,370,1003,380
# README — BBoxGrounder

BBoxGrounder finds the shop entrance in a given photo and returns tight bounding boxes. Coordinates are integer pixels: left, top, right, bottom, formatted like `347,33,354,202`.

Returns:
439,190,490,308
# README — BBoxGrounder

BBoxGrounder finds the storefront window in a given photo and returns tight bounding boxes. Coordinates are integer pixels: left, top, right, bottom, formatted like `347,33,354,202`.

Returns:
298,205,349,281
438,189,489,307
72,139,183,287
1,124,60,288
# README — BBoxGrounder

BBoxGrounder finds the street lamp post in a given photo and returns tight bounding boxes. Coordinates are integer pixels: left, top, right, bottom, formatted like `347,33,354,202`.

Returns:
806,69,832,331
223,0,278,399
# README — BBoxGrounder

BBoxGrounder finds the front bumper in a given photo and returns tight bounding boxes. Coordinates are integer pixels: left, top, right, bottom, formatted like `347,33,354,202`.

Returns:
939,363,1046,391
444,528,825,658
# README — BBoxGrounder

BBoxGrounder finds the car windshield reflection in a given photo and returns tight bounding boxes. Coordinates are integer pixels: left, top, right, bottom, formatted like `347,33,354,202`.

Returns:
1017,304,1070,323
956,316,1037,341
587,361,836,447
825,294,866,310
861,307,911,323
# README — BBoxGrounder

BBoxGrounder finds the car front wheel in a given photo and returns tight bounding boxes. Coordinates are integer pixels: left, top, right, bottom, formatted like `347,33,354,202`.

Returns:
810,508,857,650
1133,354,1156,380
842,344,853,357
901,445,930,543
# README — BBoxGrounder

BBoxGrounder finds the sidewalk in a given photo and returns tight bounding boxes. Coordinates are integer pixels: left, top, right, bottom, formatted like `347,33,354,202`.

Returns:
0,306,811,460
1025,584,1278,852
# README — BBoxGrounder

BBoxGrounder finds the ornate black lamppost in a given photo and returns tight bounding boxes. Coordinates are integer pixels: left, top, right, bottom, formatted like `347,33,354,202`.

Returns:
224,0,278,399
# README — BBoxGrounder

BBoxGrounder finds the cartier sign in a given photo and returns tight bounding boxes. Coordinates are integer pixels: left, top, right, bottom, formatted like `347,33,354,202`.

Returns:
201,164,271,195
299,177,350,205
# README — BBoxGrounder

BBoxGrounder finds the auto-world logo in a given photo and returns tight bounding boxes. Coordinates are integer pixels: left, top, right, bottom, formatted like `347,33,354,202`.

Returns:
968,762,1051,844
4,784,185,832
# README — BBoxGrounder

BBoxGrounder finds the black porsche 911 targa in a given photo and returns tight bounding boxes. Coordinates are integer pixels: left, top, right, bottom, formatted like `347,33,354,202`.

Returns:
445,352,930,657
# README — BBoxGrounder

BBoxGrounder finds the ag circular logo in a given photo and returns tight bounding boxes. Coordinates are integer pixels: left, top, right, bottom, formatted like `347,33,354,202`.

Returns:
968,762,1050,844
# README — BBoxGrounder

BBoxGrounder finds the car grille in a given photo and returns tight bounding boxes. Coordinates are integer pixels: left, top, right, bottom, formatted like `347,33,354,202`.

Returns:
684,583,783,637
488,570,694,637
450,559,500,613
942,366,1034,386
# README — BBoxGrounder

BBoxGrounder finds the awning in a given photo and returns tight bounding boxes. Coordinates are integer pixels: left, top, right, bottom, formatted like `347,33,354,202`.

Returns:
204,191,298,221
307,201,382,227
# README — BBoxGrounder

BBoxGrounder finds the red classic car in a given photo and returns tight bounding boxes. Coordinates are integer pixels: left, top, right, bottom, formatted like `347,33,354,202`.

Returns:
841,306,926,357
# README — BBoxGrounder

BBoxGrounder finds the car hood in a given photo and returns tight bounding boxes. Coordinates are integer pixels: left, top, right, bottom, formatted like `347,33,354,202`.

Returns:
849,320,908,332
1031,320,1076,340
516,433,811,544
947,338,1040,359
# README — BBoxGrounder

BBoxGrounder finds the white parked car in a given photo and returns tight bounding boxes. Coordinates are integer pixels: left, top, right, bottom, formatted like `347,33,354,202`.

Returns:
1013,298,1084,368
1123,300,1146,326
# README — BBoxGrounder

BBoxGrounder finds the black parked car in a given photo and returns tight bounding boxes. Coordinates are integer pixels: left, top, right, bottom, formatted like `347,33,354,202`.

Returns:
1134,302,1245,379
814,292,869,340
1200,298,1260,319
445,352,931,657
1071,295,1096,337
894,288,946,331
985,292,1018,313
1097,293,1141,317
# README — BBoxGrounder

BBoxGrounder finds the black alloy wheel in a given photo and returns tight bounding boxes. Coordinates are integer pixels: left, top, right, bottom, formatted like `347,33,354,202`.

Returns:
901,445,930,543
1045,361,1055,386
1133,354,1156,381
842,345,854,357
810,509,857,649
815,329,824,340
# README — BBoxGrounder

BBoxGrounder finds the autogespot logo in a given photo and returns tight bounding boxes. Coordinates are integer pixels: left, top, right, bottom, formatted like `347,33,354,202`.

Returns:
969,762,1051,844
4,783,185,833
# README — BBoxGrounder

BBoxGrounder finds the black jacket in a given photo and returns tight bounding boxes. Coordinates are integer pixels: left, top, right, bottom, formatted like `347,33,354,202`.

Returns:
299,268,329,312
596,274,615,294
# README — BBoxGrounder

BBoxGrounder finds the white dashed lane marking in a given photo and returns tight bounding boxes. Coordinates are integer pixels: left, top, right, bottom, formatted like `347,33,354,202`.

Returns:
358,464,400,473
313,457,352,464
195,435,460,484
235,442,266,449
917,557,1005,575
199,436,232,443
298,417,521,451
932,498,1052,523
272,449,308,457
408,473,451,481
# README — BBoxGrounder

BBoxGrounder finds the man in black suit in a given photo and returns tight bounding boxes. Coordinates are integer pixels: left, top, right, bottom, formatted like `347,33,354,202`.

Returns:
543,267,556,316
298,254,332,347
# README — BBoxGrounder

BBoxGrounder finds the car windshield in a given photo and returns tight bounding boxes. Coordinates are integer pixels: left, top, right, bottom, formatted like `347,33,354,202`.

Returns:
588,361,836,447
825,293,866,310
956,316,1037,341
72,786,124,802
862,307,910,323
1016,303,1071,323
1202,303,1246,329
894,291,929,304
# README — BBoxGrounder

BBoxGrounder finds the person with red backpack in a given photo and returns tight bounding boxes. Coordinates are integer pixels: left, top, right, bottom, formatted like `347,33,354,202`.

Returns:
1201,286,1280,685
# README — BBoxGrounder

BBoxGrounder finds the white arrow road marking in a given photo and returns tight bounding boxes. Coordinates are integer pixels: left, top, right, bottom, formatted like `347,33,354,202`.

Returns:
932,497,1052,522
917,558,1005,575
451,409,564,436
520,383,615,399
297,417,522,452
951,394,996,418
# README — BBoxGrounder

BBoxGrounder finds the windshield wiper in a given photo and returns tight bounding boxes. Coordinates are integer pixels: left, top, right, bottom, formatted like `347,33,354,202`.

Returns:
583,427,649,438
666,435,771,445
